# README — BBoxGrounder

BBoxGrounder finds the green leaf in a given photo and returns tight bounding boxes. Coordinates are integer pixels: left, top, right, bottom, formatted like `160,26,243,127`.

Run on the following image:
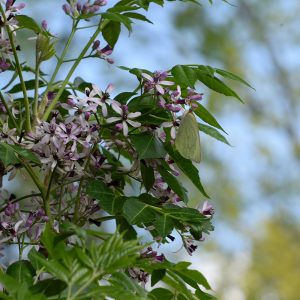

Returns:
102,12,133,32
4,144,40,164
102,21,121,48
116,216,137,240
196,71,243,102
197,65,215,77
123,198,156,225
195,288,218,300
0,143,18,166
194,104,227,133
171,65,197,88
174,269,211,290
30,279,67,297
140,161,155,191
151,269,166,287
7,79,46,93
215,68,254,89
139,193,161,206
149,288,174,300
28,248,46,271
114,92,136,104
86,180,117,214
109,272,148,298
158,166,188,203
199,123,231,145
165,143,209,198
15,15,42,33
0,271,47,300
154,215,174,238
123,12,153,24
6,260,35,287
130,133,167,159
163,205,207,224
28,251,69,282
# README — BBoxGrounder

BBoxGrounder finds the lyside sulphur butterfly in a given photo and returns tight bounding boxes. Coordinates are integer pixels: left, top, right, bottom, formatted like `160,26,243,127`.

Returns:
175,111,201,163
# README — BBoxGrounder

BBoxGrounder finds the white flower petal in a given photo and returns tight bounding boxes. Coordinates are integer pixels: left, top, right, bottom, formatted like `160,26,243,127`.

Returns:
141,73,153,81
106,83,114,94
171,126,176,139
106,117,122,123
127,120,141,128
111,102,123,115
155,84,165,95
127,112,141,119
102,103,108,117
161,121,172,128
160,80,174,86
122,121,128,136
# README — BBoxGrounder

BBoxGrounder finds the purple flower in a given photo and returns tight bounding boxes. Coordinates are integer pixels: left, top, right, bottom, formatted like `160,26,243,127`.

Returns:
106,102,141,136
89,83,114,117
161,117,180,139
200,201,214,217
4,202,18,216
0,60,10,73
142,71,174,95
41,20,48,30
183,237,198,256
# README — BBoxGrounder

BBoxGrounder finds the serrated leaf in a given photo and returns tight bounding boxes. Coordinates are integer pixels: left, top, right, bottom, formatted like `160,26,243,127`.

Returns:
163,205,207,224
196,71,243,102
102,20,121,48
7,144,40,164
86,180,117,214
197,65,215,77
151,269,166,287
0,144,18,166
140,161,155,191
149,288,174,300
194,104,227,133
199,123,231,145
165,143,209,198
102,12,132,32
215,68,254,89
174,269,211,290
15,15,42,33
171,65,197,88
130,133,167,159
123,12,153,24
158,166,188,203
114,92,136,104
154,215,174,238
123,198,156,225
30,279,67,297
6,260,35,287
116,216,137,240
7,79,46,93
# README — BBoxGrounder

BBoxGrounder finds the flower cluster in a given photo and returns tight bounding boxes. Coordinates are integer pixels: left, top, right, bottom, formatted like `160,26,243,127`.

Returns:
92,40,114,64
0,0,25,72
62,0,106,18
0,190,47,242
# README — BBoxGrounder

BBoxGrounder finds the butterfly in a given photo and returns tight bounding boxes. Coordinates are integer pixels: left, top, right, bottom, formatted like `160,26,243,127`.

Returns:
175,111,201,163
